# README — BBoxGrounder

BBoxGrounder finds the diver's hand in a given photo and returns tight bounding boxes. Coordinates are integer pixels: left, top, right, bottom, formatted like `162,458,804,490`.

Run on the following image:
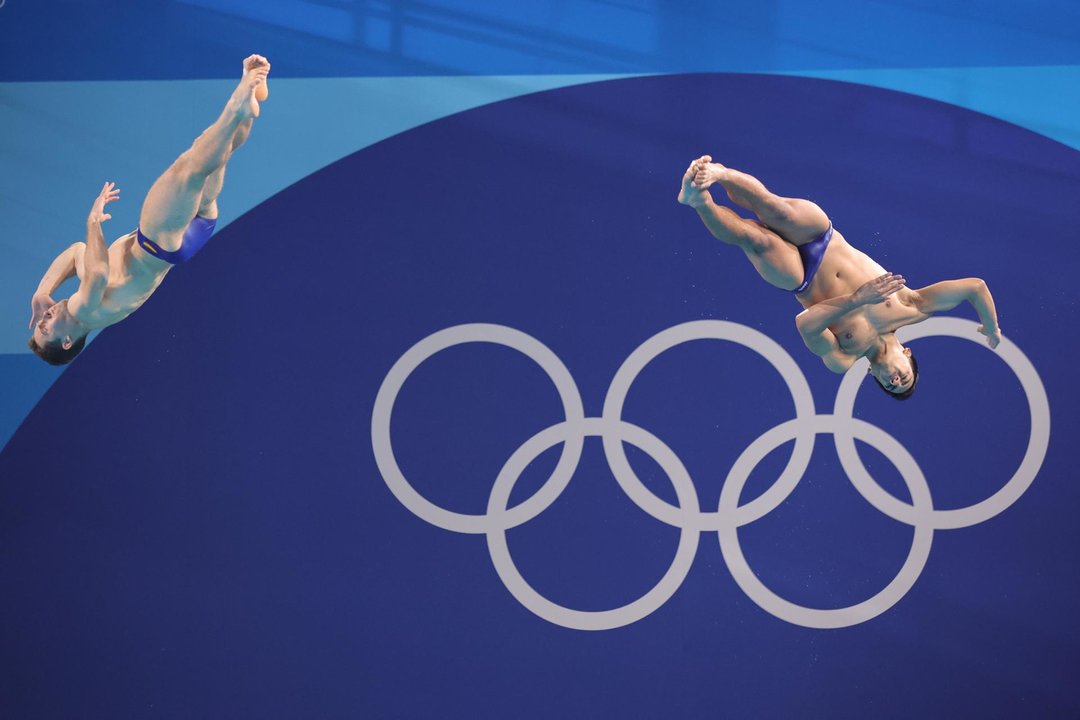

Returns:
852,272,906,306
978,324,1001,349
28,291,55,330
88,181,120,224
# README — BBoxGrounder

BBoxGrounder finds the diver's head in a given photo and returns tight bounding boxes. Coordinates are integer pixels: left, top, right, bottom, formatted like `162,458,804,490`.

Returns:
867,336,918,400
28,300,87,365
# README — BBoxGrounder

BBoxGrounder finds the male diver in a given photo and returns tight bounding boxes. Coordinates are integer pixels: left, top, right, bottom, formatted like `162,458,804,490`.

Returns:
677,156,1000,399
27,55,271,365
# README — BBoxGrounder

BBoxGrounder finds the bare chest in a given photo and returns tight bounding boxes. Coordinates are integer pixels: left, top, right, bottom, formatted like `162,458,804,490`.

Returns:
830,300,919,356
81,234,168,328
831,314,877,355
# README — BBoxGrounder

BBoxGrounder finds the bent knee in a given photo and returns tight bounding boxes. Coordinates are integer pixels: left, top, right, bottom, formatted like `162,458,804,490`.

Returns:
739,220,782,254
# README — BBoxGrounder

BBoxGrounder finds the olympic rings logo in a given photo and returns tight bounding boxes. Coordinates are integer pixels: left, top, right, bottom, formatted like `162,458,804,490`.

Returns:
371,318,1050,631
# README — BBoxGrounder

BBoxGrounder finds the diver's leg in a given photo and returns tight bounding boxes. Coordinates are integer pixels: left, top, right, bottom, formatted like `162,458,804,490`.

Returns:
692,159,830,245
195,118,253,219
679,156,805,290
138,55,269,249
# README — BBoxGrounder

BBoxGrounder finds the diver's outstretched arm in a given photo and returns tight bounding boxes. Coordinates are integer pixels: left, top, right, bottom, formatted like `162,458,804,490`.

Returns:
911,278,1000,348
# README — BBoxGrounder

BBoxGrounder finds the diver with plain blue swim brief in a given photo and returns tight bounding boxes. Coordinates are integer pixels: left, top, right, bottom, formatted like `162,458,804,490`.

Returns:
27,55,271,366
678,155,1001,400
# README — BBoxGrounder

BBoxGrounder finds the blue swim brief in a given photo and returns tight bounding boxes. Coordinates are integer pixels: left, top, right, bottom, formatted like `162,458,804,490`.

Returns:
136,216,217,264
792,224,833,294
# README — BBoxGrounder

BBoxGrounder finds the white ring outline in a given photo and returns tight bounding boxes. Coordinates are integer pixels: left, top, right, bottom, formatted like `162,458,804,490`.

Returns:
371,323,585,533
832,317,1051,529
486,418,700,631
373,318,1049,629
602,321,817,530
718,416,934,628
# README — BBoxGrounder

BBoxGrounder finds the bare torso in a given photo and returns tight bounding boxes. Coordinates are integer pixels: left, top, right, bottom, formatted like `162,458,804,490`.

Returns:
795,230,923,358
73,231,172,330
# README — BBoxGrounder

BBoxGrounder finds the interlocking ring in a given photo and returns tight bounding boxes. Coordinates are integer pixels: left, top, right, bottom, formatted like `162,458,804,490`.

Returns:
833,317,1051,530
372,318,1050,630
372,324,585,534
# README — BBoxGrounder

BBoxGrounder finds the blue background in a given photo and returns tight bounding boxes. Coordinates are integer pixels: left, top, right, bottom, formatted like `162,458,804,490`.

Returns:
2,2,1079,718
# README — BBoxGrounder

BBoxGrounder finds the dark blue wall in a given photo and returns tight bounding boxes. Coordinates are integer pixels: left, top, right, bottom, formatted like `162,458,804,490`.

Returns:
3,72,1078,718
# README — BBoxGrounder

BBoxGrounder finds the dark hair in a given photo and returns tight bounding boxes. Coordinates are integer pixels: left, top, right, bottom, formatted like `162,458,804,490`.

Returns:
873,350,918,401
27,334,87,366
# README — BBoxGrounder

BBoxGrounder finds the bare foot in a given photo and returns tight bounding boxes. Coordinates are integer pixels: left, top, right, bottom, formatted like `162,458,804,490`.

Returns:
244,54,271,102
229,73,264,120
678,155,712,207
230,55,270,119
691,161,728,191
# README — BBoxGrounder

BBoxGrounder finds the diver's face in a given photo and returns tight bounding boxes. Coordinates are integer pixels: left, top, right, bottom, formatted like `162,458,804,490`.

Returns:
33,302,74,349
870,347,914,394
